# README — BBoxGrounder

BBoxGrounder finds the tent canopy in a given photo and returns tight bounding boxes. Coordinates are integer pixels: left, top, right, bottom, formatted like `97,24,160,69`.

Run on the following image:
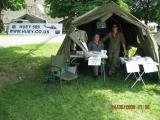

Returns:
73,2,147,29
58,2,159,67
155,31,160,46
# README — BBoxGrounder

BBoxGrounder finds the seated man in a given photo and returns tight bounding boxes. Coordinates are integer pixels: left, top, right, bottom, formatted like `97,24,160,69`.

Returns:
88,34,104,78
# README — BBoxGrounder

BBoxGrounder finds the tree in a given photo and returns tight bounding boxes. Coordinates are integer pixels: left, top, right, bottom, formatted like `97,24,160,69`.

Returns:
127,0,160,24
116,0,130,12
45,0,129,18
0,0,26,14
0,0,26,32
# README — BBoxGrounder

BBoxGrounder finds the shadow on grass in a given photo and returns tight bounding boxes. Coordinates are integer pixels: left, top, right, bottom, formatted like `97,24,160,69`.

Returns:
0,45,127,119
87,73,159,94
0,46,48,65
0,43,160,120
0,78,122,120
77,63,144,93
0,109,10,120
0,44,159,93
77,60,160,93
0,44,59,90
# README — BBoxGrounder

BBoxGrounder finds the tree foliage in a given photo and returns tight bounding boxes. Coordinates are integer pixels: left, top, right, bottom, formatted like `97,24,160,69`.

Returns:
45,0,129,18
0,0,26,32
127,0,160,23
0,0,26,12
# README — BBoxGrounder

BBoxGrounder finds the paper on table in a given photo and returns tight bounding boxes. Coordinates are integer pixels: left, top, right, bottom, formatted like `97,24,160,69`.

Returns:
88,56,101,66
126,61,140,73
143,62,158,73
120,57,128,64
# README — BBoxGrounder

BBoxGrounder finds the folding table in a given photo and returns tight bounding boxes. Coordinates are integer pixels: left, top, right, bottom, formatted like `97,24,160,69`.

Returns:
120,56,159,88
124,61,145,88
70,51,108,81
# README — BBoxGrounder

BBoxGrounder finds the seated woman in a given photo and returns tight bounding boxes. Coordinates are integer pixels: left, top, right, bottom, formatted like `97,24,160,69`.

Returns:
88,34,104,78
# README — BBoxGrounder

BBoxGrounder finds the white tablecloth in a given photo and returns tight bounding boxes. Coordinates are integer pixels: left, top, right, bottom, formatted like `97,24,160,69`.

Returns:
70,51,108,59
120,56,159,73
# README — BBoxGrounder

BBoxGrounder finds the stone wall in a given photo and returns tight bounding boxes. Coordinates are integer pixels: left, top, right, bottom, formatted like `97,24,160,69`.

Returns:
1,0,62,24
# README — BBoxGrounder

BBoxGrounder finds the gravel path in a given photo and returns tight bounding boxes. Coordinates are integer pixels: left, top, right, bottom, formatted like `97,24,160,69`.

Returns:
0,34,65,47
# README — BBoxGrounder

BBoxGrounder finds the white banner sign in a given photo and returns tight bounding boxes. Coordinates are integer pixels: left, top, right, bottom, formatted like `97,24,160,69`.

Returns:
88,56,101,66
8,23,63,35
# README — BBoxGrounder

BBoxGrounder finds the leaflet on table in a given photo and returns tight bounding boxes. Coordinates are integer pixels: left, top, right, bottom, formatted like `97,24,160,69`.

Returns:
87,51,107,57
120,56,159,65
88,56,101,66
143,62,158,73
76,51,84,56
126,61,140,73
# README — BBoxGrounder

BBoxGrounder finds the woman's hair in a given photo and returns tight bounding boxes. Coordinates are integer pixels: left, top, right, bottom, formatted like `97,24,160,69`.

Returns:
93,33,100,40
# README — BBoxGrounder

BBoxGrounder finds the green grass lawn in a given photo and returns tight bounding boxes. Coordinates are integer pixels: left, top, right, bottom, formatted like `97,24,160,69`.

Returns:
0,43,160,120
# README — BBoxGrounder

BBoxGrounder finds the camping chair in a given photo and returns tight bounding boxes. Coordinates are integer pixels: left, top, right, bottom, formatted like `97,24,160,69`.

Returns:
50,54,79,96
51,54,78,81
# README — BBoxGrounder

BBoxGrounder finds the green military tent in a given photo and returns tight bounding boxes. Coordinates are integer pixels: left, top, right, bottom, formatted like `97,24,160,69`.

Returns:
155,31,160,46
57,2,160,77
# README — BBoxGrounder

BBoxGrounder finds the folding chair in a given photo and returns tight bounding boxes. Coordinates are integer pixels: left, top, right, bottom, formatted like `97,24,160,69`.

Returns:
125,61,144,88
50,54,79,97
43,54,70,83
